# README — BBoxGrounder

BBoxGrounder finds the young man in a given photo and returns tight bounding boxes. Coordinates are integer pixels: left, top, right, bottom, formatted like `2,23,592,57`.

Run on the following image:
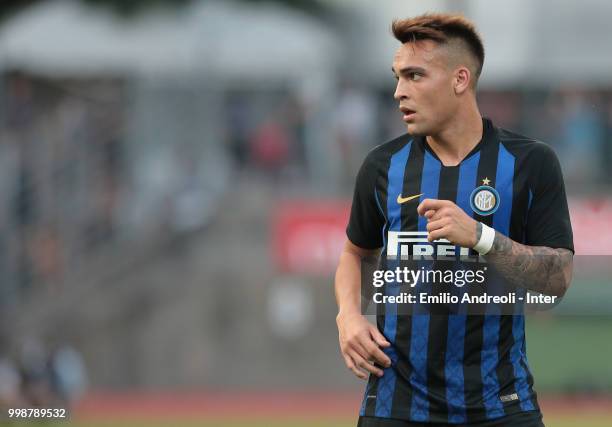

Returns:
334,14,574,427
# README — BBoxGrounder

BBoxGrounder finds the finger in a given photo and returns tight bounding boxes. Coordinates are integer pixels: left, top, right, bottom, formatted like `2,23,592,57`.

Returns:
346,349,372,379
355,338,391,369
342,353,368,380
428,226,450,242
349,349,384,377
426,218,447,232
350,340,372,362
417,198,448,216
363,340,392,368
342,352,354,369
370,327,391,348
424,209,436,219
430,207,454,222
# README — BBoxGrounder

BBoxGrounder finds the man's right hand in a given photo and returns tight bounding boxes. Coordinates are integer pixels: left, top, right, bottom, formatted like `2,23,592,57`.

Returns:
336,311,392,380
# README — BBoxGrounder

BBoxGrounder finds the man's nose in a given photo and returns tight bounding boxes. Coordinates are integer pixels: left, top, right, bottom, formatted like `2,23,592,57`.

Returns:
394,81,409,101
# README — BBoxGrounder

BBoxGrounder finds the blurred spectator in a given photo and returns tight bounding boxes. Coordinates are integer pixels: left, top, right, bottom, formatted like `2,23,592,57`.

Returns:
27,224,64,292
226,93,252,169
49,344,88,407
0,356,22,409
0,73,130,299
250,118,291,180
557,89,604,186
379,89,407,141
18,336,54,407
478,91,522,131
603,95,612,184
0,335,87,411
283,95,309,180
334,82,377,187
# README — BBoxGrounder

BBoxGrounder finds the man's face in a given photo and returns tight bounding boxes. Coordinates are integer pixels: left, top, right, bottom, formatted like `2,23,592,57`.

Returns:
392,40,459,136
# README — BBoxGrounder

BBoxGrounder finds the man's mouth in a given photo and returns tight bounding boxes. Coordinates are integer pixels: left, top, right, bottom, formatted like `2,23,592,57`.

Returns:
400,107,416,121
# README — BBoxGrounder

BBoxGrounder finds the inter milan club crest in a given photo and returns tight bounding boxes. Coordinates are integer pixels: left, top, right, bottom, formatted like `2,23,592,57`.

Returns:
470,177,500,216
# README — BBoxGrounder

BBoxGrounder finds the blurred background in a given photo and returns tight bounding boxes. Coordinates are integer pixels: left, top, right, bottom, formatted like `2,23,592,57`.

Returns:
0,0,611,426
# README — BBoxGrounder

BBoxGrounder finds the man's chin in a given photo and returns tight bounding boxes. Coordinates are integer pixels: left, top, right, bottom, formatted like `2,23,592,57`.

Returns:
405,123,426,136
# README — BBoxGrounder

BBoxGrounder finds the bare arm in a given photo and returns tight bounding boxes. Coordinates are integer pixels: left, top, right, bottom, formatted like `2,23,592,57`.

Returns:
335,240,380,316
478,223,574,297
418,198,574,298
335,240,391,379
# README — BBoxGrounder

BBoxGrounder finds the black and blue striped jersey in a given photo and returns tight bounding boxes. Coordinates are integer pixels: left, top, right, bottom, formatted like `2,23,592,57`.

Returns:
346,118,574,424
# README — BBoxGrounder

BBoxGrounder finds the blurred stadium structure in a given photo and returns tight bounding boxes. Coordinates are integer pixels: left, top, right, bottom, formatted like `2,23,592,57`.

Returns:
0,0,611,423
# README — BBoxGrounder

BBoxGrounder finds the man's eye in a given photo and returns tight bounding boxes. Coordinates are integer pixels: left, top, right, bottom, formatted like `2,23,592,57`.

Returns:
410,73,423,81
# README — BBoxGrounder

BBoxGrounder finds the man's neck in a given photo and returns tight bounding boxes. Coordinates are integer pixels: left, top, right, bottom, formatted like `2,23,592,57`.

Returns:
425,104,483,167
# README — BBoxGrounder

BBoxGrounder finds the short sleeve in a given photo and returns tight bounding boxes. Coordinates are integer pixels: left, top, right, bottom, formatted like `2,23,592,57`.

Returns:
525,144,574,252
346,155,385,249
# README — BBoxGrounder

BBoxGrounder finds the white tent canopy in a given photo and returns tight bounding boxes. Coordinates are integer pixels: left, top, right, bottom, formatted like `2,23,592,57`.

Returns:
0,0,339,81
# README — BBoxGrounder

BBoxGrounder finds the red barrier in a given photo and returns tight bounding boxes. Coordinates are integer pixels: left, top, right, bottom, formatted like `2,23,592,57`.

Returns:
272,200,350,275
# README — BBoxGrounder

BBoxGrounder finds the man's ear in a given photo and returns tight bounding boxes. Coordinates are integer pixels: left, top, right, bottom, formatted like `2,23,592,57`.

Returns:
454,67,471,94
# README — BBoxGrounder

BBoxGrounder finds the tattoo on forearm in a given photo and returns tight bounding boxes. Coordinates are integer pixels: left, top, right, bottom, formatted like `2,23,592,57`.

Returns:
484,231,573,296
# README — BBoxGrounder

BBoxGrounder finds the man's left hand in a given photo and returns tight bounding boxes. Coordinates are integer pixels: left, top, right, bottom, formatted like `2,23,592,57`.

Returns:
417,199,479,248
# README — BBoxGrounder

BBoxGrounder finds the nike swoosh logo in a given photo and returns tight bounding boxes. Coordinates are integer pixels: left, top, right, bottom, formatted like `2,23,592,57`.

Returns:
397,193,423,204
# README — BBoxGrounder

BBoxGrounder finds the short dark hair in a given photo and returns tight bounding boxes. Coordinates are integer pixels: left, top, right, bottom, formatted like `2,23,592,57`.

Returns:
392,13,485,81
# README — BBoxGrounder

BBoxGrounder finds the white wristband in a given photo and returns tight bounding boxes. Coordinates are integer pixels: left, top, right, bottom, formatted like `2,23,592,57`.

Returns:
473,222,495,255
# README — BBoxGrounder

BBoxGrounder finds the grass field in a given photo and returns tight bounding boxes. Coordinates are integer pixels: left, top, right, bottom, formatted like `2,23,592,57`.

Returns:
526,316,612,391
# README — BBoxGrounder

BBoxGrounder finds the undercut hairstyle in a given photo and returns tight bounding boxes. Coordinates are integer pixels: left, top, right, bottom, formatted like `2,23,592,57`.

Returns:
392,13,485,85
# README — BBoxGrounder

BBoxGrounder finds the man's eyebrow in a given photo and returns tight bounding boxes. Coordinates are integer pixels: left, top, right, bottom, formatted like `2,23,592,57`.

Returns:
391,66,427,76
